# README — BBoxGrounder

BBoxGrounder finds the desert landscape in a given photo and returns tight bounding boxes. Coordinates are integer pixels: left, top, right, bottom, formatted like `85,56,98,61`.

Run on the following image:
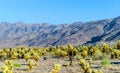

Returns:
0,43,120,73
0,0,120,73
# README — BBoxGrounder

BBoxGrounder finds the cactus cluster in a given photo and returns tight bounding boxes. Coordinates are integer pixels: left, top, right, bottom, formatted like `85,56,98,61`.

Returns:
0,40,120,73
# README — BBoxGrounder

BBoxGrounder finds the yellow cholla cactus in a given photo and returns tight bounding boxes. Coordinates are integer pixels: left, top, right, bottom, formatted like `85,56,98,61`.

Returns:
1,65,8,73
33,53,40,61
50,63,62,73
99,70,103,73
5,60,13,68
92,69,98,73
50,69,59,73
79,59,86,66
24,53,31,62
88,58,93,65
27,60,36,71
54,63,61,71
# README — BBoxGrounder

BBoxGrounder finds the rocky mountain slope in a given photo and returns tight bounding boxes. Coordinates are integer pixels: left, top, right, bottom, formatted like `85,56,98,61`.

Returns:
0,16,120,48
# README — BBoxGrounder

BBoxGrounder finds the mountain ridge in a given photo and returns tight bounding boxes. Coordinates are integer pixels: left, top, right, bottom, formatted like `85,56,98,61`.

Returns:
0,16,120,48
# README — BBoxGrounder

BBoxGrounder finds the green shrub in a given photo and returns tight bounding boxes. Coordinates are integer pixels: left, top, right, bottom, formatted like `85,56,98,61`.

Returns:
101,60,111,67
14,63,21,68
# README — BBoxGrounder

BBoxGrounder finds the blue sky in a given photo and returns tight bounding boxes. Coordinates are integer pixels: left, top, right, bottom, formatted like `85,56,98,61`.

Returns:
0,0,120,24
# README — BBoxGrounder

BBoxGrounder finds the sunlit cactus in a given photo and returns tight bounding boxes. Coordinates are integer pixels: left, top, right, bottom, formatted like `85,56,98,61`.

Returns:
111,49,120,58
24,53,31,62
101,43,111,53
88,58,93,65
33,53,40,61
54,63,61,71
51,69,59,73
81,51,88,58
1,65,8,73
78,59,92,73
99,70,103,73
78,59,86,66
1,60,14,73
1,52,7,60
67,44,78,66
92,69,98,73
5,60,13,69
11,52,18,60
27,60,36,71
50,63,62,73
55,49,67,58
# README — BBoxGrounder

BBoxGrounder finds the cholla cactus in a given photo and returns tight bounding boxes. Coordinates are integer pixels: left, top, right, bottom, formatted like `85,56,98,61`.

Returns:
81,51,88,58
38,49,47,56
101,43,111,53
99,70,103,73
88,58,93,65
5,60,13,68
24,53,31,62
33,53,40,61
67,44,78,66
111,49,120,58
92,69,98,73
27,60,36,71
50,63,62,73
1,65,8,73
1,52,7,60
79,59,86,66
1,60,13,73
51,69,59,73
83,63,90,72
55,49,67,58
28,60,34,71
11,52,18,60
54,64,61,71
79,59,93,73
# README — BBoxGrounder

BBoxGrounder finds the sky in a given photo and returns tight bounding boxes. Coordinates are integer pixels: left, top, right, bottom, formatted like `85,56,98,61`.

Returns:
0,0,120,24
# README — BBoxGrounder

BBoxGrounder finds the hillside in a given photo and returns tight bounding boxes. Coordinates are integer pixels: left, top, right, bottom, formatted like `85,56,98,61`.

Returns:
0,16,120,47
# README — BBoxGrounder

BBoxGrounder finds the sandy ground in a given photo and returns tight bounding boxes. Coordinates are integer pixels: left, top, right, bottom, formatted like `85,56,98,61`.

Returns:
0,56,120,73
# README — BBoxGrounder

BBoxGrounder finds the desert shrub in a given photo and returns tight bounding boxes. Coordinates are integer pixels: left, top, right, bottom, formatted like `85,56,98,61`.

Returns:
92,51,103,60
13,63,21,68
101,59,111,67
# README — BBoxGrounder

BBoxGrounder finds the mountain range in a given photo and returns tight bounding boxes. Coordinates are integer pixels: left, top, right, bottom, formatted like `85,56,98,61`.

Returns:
0,16,120,48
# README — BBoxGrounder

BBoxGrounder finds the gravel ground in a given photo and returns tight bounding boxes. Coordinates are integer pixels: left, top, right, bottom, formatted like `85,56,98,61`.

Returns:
0,56,120,73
